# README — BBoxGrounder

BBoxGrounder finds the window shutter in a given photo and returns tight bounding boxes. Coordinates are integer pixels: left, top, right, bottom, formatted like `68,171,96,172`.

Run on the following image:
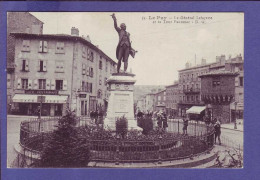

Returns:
46,79,51,90
55,61,60,71
87,49,90,59
26,40,30,51
22,40,26,51
21,60,24,71
56,42,60,53
60,61,64,72
43,41,48,52
51,79,56,90
17,78,21,89
82,64,86,75
39,41,43,52
235,79,239,86
28,79,32,89
86,66,89,76
60,42,64,53
34,79,38,89
38,60,41,71
85,82,88,92
63,80,67,90
25,60,29,71
43,61,47,71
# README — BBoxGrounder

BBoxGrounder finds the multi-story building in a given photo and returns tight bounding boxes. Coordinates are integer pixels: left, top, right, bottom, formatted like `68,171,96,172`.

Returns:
225,55,244,121
165,83,179,117
177,55,241,117
154,89,166,111
178,59,210,117
136,97,146,112
11,27,117,116
7,12,44,113
200,71,238,123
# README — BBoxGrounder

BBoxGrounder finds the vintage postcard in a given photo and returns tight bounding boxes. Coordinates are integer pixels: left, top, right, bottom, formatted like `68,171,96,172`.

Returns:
6,12,244,169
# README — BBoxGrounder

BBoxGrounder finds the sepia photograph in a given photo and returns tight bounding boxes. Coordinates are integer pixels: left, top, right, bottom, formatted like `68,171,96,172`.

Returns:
6,12,244,169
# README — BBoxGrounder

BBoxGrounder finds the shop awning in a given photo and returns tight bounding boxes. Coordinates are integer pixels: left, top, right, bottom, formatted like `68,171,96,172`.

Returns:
13,94,68,104
186,106,205,114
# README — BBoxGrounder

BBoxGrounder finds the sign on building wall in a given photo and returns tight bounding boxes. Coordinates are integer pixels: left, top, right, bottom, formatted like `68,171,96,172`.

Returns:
25,90,59,95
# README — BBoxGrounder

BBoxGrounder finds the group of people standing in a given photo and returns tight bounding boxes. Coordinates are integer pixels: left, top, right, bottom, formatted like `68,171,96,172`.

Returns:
90,110,104,125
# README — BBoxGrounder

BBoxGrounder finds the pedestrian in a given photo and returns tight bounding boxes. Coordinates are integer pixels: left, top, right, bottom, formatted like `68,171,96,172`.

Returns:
183,116,189,135
157,110,163,128
36,106,41,119
214,119,221,145
162,109,168,130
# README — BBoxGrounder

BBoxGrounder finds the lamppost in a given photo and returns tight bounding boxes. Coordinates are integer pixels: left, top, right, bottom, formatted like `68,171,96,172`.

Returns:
234,101,237,129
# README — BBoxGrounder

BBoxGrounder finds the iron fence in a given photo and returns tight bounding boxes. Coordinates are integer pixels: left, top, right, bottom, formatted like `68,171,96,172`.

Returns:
18,116,215,167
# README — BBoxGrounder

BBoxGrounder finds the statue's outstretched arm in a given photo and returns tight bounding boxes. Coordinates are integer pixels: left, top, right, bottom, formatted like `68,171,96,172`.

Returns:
112,14,120,32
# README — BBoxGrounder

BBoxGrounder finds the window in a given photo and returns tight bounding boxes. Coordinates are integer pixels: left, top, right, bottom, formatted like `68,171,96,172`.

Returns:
90,52,94,62
21,40,30,52
89,67,94,77
55,80,63,90
106,60,108,72
55,61,64,73
196,95,199,101
56,42,65,54
187,96,190,102
89,83,93,93
82,47,87,58
38,79,46,89
104,77,108,85
39,60,47,72
99,75,102,85
212,80,220,87
82,64,86,75
38,41,48,53
21,59,29,71
239,77,243,86
21,79,28,89
97,89,102,99
99,60,102,70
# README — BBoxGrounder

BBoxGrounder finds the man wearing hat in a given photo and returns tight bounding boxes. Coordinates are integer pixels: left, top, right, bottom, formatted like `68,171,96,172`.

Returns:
112,13,137,73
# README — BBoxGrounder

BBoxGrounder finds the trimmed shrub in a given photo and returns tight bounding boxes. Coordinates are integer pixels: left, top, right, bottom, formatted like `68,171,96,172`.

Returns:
139,116,154,135
116,115,128,138
37,110,90,168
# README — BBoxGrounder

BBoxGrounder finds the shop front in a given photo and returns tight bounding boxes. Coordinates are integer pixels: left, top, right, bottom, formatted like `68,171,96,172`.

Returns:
12,92,68,116
186,106,206,121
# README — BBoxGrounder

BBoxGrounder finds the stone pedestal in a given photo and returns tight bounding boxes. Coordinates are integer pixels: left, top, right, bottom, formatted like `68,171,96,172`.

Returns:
104,73,142,131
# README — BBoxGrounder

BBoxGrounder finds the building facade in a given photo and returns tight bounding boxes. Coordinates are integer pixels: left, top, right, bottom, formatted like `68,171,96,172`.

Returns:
178,60,209,117
177,54,243,118
7,12,44,113
225,55,244,121
11,28,117,116
165,83,179,117
154,89,166,111
200,71,238,123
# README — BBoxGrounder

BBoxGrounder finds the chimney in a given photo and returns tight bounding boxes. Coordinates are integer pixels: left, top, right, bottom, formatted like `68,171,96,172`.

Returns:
220,55,226,65
71,27,79,36
216,56,221,62
185,62,190,69
86,35,91,42
201,58,206,65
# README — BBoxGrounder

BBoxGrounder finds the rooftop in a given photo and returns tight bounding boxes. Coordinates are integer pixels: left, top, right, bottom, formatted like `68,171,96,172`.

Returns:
199,70,239,77
166,83,179,88
11,33,117,65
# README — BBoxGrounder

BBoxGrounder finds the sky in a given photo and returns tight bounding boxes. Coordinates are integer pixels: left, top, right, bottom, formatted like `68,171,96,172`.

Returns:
30,12,244,85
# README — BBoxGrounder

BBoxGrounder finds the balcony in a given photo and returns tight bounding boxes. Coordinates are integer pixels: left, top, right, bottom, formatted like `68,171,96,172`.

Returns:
178,100,204,105
183,88,200,94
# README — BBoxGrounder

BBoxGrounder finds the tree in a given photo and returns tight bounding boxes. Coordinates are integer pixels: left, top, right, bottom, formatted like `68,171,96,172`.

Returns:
38,110,90,168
